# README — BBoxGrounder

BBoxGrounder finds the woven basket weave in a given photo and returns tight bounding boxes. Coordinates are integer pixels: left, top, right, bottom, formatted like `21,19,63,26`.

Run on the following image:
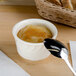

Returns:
35,0,76,27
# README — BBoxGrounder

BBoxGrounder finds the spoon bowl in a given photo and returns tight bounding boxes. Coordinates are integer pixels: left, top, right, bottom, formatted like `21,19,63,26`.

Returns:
44,38,68,58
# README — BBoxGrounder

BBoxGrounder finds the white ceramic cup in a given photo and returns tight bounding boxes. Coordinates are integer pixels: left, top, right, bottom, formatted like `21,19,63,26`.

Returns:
12,19,58,61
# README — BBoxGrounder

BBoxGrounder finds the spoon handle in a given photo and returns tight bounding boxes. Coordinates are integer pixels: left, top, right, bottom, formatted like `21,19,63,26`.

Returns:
64,59,76,76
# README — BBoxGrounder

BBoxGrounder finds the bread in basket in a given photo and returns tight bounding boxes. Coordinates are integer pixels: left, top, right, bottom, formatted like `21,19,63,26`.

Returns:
35,0,76,27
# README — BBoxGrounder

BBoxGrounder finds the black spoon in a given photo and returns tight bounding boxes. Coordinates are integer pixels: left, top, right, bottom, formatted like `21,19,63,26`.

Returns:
44,38,76,75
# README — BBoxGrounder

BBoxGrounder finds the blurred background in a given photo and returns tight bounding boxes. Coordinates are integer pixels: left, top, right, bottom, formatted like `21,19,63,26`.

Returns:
0,0,35,5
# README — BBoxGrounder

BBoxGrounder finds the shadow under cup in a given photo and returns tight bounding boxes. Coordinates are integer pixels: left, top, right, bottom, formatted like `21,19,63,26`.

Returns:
12,19,58,61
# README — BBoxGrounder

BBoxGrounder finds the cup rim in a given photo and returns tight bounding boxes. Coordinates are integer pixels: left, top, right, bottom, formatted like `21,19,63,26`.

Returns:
12,19,58,46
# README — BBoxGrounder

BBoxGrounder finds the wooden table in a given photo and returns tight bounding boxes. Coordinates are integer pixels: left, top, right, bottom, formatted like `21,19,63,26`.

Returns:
0,5,76,76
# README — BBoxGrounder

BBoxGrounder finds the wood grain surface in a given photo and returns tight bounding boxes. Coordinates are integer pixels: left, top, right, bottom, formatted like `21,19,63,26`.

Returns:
0,6,76,76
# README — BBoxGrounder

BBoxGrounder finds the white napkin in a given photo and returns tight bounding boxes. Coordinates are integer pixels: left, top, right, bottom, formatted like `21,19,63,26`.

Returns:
70,41,76,72
0,51,30,76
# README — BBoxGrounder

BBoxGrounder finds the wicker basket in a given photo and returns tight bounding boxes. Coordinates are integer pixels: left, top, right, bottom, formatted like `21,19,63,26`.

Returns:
35,0,76,27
